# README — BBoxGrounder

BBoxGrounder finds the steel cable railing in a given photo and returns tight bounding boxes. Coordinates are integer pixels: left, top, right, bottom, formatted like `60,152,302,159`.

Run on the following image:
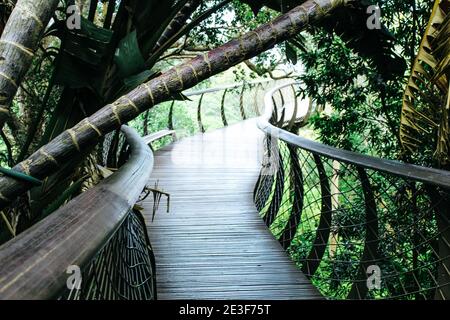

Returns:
255,82,450,300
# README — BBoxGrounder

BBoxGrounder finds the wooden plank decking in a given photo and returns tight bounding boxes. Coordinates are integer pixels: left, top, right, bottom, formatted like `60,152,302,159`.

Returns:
142,119,321,300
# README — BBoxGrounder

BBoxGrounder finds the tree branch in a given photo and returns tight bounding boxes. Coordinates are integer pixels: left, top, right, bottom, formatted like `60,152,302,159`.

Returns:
0,0,350,209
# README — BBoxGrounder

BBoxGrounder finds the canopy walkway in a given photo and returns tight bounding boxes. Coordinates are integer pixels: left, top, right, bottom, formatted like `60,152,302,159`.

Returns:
144,119,320,299
0,82,449,300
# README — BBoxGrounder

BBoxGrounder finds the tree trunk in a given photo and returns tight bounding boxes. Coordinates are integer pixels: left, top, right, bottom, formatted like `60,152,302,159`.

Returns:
0,0,59,130
0,0,349,209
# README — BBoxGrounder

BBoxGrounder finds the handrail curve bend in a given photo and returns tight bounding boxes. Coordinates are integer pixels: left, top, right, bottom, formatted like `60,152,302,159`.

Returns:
257,82,450,189
255,82,450,300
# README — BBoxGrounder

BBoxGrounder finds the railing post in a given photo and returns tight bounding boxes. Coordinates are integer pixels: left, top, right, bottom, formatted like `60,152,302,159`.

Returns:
286,85,299,131
220,89,229,127
278,145,304,249
347,167,379,299
264,144,284,227
301,154,332,277
239,82,247,120
168,100,175,130
197,93,205,133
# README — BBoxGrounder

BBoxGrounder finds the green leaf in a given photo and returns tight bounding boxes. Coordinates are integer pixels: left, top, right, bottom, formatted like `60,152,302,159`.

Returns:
78,16,114,43
116,69,156,97
0,167,42,186
400,0,450,166
54,17,113,91
114,31,146,78
123,70,153,88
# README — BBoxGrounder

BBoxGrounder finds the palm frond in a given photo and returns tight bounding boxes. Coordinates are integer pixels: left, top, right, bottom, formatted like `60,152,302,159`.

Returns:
400,0,450,167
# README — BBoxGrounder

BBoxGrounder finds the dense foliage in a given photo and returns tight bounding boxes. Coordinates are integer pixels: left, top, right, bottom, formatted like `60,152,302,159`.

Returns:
297,0,433,160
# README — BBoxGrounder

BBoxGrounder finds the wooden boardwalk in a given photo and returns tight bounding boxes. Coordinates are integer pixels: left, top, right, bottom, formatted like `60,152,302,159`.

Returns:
142,119,321,300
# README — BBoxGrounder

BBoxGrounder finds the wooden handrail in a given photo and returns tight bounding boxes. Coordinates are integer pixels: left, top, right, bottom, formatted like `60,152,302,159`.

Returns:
257,82,450,189
0,125,153,300
142,129,177,147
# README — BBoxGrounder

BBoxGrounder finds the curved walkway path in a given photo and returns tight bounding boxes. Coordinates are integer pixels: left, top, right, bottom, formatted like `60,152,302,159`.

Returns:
143,119,320,299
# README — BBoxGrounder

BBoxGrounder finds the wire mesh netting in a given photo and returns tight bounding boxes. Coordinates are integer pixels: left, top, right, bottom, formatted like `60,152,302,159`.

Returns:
60,210,157,300
253,81,450,300
254,134,450,300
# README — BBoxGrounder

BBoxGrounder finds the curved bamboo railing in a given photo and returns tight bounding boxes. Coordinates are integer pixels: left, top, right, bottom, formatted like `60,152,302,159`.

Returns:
0,126,155,300
255,82,450,299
